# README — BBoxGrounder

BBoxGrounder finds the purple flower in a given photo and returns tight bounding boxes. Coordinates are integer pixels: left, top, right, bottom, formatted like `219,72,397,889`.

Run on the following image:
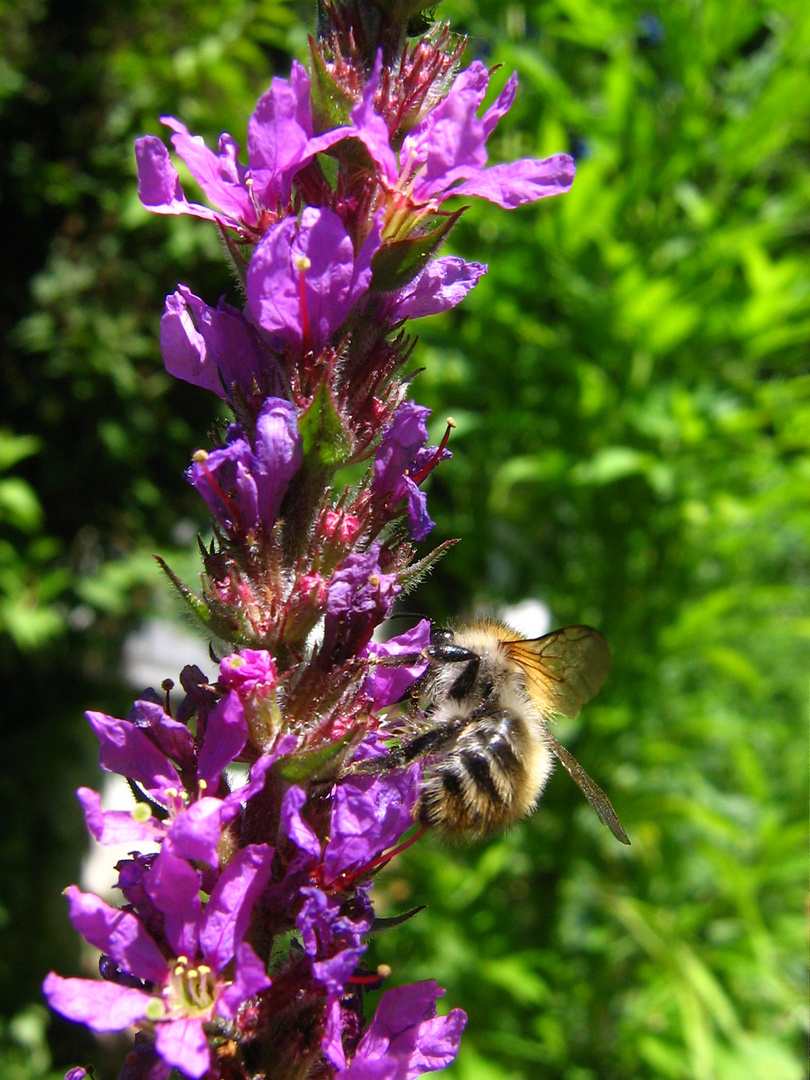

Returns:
219,649,277,695
187,397,301,535
372,401,450,541
160,286,285,400
246,207,383,357
135,62,314,234
336,980,467,1079
349,59,574,213
364,620,431,708
81,701,294,868
297,885,373,995
43,846,274,1080
323,770,420,884
187,431,260,536
321,542,401,661
399,63,574,208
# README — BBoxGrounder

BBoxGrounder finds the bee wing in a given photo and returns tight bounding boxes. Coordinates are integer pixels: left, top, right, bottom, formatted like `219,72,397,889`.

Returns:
504,626,611,720
543,728,630,845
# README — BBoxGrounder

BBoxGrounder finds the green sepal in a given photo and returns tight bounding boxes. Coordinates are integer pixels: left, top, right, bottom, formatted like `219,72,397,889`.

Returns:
308,36,356,135
397,537,459,594
299,381,352,468
275,732,354,782
217,220,249,291
154,555,212,628
371,209,465,293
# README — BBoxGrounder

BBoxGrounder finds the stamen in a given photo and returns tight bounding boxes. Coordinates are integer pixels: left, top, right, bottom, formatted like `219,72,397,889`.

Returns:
294,253,312,352
410,417,456,485
348,963,392,986
161,679,174,715
191,450,244,533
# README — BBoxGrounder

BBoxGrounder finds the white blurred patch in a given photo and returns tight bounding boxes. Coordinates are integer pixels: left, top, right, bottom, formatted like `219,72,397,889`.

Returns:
122,618,213,694
497,598,552,639
79,774,161,898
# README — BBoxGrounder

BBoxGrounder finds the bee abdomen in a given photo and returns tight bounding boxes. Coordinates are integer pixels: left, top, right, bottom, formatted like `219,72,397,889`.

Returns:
416,722,528,838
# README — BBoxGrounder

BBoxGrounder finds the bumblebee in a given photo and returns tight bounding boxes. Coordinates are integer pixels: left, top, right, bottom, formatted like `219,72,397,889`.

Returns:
374,619,629,844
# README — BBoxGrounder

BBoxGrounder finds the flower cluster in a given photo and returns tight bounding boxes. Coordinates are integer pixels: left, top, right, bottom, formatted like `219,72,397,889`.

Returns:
46,2,574,1077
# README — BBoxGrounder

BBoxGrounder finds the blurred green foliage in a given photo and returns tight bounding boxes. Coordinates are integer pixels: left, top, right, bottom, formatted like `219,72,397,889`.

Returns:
1,0,806,1077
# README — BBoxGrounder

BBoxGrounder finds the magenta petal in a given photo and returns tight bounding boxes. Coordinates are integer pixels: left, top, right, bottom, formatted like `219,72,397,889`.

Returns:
405,61,490,195
293,207,357,353
253,397,303,530
248,75,310,206
398,1011,468,1078
353,981,467,1080
281,785,321,858
196,690,247,789
43,974,151,1033
312,947,364,995
77,787,164,846
132,699,196,770
65,886,167,984
322,995,348,1070
154,1017,211,1080
323,769,419,882
480,71,518,139
363,620,431,708
217,942,272,1020
144,852,201,960
160,288,227,397
200,844,274,971
452,154,576,208
246,216,301,348
135,136,190,214
349,55,398,183
391,257,487,320
163,796,238,869
134,136,218,223
161,117,255,227
85,711,181,800
346,211,383,314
